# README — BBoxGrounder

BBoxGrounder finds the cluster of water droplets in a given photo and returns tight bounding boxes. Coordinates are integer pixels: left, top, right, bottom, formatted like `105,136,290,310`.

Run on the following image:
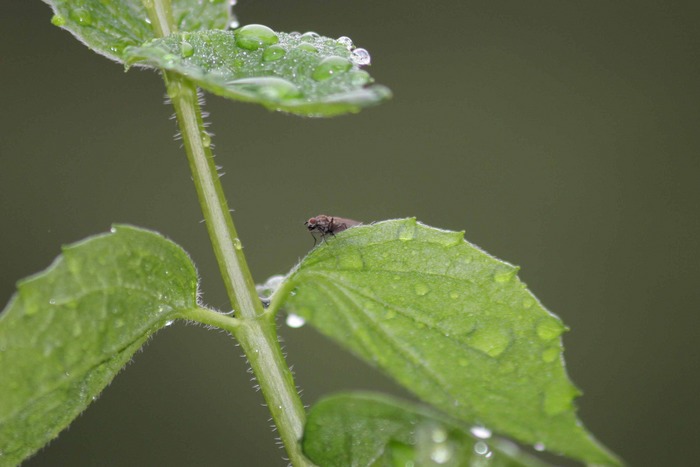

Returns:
416,423,455,465
221,24,375,104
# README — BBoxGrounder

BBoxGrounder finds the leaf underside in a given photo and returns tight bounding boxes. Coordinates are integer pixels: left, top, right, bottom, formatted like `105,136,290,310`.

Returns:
303,393,551,467
276,218,620,466
0,225,199,465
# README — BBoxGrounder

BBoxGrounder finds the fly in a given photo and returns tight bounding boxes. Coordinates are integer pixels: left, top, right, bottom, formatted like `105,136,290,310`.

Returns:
305,215,361,245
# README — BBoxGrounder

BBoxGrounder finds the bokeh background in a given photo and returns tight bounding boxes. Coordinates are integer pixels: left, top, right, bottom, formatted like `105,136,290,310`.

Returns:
2,1,699,466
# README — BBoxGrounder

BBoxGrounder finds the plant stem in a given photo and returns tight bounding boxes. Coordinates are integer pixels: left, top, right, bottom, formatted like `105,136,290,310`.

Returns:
143,2,310,465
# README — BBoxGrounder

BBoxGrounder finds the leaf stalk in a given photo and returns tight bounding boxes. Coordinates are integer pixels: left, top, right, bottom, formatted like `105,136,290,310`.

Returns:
142,1,310,464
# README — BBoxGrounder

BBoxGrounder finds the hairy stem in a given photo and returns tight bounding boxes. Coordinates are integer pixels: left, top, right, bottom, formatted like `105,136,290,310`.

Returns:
142,2,310,464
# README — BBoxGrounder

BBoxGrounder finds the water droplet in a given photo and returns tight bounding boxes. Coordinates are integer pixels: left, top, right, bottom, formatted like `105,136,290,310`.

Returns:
541,347,559,363
347,70,371,86
51,15,66,27
235,24,279,50
289,31,301,39
474,441,489,455
470,426,492,439
295,43,318,53
398,222,416,241
286,313,306,328
336,36,354,49
233,237,243,250
201,132,211,148
312,56,352,81
162,53,178,69
164,320,174,327
300,31,320,42
69,8,93,26
431,444,453,464
414,283,430,296
338,249,364,270
228,77,301,100
351,48,371,65
167,82,181,99
467,327,512,358
262,44,286,62
493,266,517,283
256,274,285,298
431,427,448,443
536,319,565,340
534,442,546,452
49,298,57,305
180,41,194,57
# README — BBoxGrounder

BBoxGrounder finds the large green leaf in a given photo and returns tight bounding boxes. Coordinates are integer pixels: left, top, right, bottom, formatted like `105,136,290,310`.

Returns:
124,28,391,116
274,218,620,465
303,392,550,467
0,225,199,465
43,0,231,61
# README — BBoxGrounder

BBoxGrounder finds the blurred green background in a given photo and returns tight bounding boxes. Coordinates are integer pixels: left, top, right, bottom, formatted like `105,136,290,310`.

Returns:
2,1,699,466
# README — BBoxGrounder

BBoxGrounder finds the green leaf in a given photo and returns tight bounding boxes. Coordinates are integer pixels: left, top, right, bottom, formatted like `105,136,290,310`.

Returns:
275,218,621,465
124,28,392,116
303,392,551,467
43,0,231,61
0,225,199,465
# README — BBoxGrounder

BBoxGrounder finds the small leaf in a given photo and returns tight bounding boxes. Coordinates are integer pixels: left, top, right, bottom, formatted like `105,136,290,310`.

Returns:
124,28,391,116
43,0,231,61
303,392,551,467
276,218,620,465
0,225,199,465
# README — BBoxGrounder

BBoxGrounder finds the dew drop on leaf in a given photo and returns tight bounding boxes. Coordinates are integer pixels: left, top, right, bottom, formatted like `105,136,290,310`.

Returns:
69,8,92,26
262,44,286,62
180,41,194,58
336,36,354,49
338,250,364,270
234,24,279,51
300,31,320,42
467,327,512,358
232,238,243,250
295,43,318,54
351,48,371,66
536,319,565,340
51,15,66,27
285,313,306,328
312,56,352,82
414,283,431,296
474,441,489,456
493,266,517,283
201,132,211,148
541,347,559,363
470,426,492,439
